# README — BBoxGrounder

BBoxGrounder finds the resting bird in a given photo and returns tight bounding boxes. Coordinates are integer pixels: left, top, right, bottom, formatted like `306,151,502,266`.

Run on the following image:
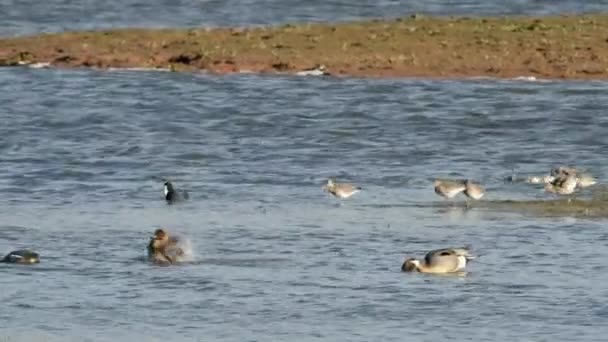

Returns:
463,180,485,200
402,247,475,274
433,179,466,199
322,178,361,199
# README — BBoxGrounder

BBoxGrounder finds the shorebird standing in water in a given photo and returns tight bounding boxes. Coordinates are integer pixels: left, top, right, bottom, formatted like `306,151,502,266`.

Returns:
402,247,475,274
433,179,466,199
322,178,361,199
464,180,485,200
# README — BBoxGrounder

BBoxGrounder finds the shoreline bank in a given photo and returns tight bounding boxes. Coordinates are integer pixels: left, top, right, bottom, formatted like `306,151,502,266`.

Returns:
1,14,608,79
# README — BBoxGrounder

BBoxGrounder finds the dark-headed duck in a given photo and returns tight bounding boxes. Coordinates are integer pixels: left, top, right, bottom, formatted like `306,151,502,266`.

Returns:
164,181,190,204
2,249,40,264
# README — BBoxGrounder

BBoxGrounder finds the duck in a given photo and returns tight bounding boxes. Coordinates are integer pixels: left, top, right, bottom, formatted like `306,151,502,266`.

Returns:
164,180,189,204
2,249,40,264
433,179,466,199
322,178,361,199
401,247,475,274
147,228,184,265
463,180,485,200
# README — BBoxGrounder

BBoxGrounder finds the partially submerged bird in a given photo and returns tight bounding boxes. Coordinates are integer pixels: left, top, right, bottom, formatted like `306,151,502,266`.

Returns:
433,179,466,199
164,180,189,204
464,180,485,200
147,228,185,265
402,247,475,274
322,178,361,199
2,249,40,264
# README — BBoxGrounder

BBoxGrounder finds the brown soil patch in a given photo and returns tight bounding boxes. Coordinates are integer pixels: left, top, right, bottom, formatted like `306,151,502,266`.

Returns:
2,14,608,79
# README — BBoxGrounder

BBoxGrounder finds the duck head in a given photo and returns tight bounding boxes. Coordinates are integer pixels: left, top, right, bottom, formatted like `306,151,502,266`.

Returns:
151,228,170,246
164,181,174,198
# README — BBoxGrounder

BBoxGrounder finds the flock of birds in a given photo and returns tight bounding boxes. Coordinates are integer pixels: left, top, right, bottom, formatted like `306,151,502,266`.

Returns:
2,167,598,274
319,165,597,274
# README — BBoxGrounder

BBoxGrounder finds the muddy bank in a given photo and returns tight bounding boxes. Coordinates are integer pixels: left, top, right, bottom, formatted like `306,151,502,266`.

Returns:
1,14,608,79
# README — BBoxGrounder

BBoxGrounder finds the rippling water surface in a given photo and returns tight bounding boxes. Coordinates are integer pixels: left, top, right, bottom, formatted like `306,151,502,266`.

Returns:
1,67,608,341
1,0,607,36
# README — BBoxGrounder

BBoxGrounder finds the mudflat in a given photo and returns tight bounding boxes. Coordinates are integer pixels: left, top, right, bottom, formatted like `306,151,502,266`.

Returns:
1,14,608,79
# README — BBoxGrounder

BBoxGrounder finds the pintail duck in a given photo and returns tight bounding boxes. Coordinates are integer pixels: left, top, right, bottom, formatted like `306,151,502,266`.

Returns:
402,247,475,274
147,228,185,265
164,181,190,204
2,249,40,264
322,178,361,199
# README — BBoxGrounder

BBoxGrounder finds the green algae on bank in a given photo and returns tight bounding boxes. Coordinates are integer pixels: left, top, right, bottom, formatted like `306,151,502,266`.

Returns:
1,14,608,79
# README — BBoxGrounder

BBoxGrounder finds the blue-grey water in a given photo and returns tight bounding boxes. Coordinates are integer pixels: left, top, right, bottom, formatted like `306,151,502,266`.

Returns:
1,0,607,36
2,68,608,342
2,1,608,341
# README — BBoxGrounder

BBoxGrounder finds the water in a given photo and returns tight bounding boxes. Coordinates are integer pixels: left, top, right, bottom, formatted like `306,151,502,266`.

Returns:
2,67,608,341
2,0,608,340
1,0,607,36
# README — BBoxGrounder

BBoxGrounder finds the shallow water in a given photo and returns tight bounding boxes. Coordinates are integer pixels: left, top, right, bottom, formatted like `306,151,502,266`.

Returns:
1,67,608,341
1,0,608,36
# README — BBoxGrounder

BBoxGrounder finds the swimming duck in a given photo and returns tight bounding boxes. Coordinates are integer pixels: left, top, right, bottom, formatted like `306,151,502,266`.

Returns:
2,249,40,264
433,179,466,199
322,178,361,199
147,228,184,264
164,181,189,204
402,247,475,274
463,180,485,200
